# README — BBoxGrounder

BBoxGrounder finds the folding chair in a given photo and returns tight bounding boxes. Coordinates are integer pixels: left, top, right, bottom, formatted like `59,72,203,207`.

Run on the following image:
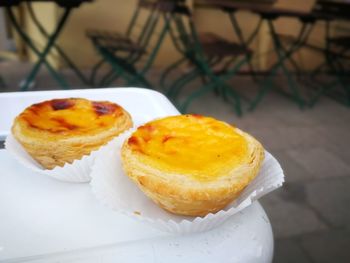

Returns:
87,0,174,88
161,1,252,115
308,0,350,106
246,9,321,111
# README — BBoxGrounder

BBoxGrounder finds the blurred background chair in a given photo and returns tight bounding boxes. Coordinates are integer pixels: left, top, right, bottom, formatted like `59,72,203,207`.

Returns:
308,0,350,106
241,7,322,111
87,0,175,88
247,0,350,109
162,0,252,115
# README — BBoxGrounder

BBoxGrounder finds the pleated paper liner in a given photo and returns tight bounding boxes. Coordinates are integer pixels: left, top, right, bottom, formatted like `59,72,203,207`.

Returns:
6,133,102,183
90,130,285,234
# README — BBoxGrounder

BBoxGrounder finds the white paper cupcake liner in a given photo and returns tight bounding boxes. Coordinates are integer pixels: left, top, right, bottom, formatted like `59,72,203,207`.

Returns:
90,130,285,234
5,134,99,183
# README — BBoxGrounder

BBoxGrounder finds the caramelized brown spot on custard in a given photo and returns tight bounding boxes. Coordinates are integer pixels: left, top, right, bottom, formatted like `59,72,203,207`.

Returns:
92,102,120,116
128,136,147,154
27,105,41,116
162,135,174,143
51,117,78,131
191,114,203,118
139,124,155,133
51,99,75,111
128,136,139,146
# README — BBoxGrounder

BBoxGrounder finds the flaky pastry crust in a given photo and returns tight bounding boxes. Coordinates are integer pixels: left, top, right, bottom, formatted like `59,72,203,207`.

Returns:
12,98,132,169
121,114,264,216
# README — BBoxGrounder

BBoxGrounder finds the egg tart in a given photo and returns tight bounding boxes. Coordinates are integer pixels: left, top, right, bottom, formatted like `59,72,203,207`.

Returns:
12,98,132,169
121,114,264,217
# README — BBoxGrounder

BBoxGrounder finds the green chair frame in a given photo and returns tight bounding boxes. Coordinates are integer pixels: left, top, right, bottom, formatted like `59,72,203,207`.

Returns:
26,2,90,86
225,7,264,84
161,2,251,115
0,75,5,88
4,0,91,91
88,0,174,88
308,21,350,107
6,6,71,91
248,15,315,110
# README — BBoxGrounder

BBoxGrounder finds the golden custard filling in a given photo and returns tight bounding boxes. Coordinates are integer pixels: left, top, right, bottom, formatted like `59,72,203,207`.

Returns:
128,115,248,181
18,98,123,136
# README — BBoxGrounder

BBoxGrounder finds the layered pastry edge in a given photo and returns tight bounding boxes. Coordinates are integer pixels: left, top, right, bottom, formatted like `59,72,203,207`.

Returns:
121,115,264,216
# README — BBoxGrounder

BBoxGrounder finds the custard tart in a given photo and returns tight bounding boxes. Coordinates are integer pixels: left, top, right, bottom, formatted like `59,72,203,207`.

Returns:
121,114,264,216
12,98,132,169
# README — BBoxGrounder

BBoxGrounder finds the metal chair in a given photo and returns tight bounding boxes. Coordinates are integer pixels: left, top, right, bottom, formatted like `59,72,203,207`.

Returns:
261,0,350,107
161,1,252,115
308,0,350,106
87,0,174,88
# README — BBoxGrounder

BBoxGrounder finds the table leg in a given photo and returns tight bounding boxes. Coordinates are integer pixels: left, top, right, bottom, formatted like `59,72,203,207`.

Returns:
6,7,70,91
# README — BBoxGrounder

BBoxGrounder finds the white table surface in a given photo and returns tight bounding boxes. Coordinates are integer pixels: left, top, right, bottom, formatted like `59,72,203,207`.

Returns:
0,88,274,263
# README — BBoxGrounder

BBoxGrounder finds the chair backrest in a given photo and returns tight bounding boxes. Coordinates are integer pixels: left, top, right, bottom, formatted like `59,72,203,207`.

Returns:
166,1,204,58
127,0,180,53
313,0,350,20
127,0,186,71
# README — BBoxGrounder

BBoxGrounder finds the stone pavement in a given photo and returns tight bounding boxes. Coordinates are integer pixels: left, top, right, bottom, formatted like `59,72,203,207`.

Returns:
1,61,350,262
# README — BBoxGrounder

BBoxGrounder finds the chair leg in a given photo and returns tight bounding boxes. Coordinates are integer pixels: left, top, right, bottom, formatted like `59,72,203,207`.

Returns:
179,63,244,116
159,58,187,91
222,83,242,116
99,68,120,87
26,3,90,86
166,68,200,99
6,7,70,91
0,75,5,88
98,48,147,88
179,81,217,113
179,78,243,116
248,73,275,111
309,79,335,107
127,73,153,88
214,56,250,115
89,59,105,87
334,60,350,107
279,61,305,109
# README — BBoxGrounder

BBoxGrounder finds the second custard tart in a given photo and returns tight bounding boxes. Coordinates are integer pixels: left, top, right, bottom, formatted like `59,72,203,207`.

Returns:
121,114,264,217
12,98,132,169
